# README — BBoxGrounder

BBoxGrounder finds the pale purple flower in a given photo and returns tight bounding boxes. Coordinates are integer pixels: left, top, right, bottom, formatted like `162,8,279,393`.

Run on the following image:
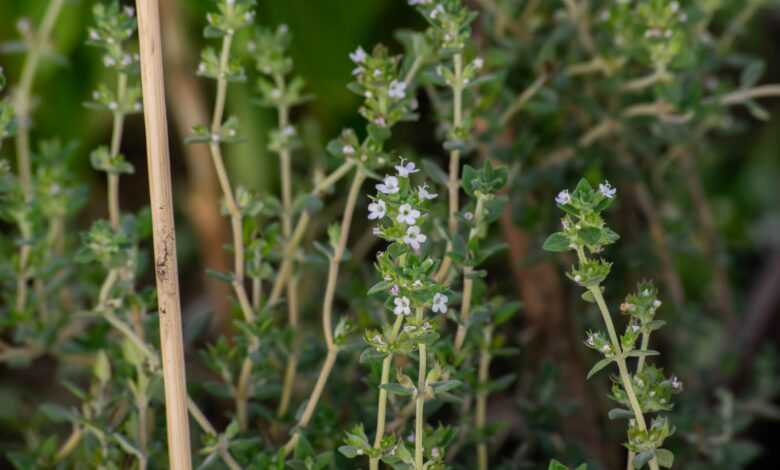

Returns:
403,225,427,250
394,296,412,316
342,145,355,155
368,199,387,220
388,80,407,99
432,293,448,314
599,181,617,199
376,175,400,194
397,204,421,225
418,185,437,200
390,284,400,296
349,46,367,64
430,4,445,19
555,189,571,205
395,160,418,177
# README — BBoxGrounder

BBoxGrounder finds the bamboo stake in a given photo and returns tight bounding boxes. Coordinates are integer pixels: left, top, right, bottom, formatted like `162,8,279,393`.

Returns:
134,1,192,468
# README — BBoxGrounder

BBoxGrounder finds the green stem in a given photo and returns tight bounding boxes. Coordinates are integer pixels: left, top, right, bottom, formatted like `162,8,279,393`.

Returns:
414,307,427,470
282,169,366,457
453,196,486,351
275,73,301,418
12,0,67,316
268,160,356,305
435,53,464,282
108,72,128,230
589,286,659,470
476,325,492,470
627,331,652,470
370,315,405,470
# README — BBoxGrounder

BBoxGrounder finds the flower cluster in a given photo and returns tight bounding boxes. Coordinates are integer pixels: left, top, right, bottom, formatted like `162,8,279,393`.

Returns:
602,0,692,73
349,45,416,131
86,2,138,73
84,2,142,177
411,0,477,52
370,159,437,255
204,0,256,38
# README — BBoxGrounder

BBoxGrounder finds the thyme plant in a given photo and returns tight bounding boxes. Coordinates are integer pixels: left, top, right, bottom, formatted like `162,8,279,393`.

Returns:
1,0,778,469
544,179,682,469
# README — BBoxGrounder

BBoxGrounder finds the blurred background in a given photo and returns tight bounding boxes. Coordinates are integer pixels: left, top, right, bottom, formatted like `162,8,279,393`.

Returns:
1,0,779,469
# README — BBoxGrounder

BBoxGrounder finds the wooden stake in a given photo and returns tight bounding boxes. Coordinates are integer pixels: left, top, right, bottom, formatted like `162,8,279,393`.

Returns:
134,1,193,468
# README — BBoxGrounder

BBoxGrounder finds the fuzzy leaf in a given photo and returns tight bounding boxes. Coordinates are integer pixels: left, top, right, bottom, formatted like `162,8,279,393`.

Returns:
543,232,570,252
587,357,613,379
655,449,674,468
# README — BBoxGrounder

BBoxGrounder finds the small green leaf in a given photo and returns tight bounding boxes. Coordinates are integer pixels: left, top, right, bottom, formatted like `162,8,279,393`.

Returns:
380,383,413,396
587,357,613,379
607,408,634,420
548,460,570,470
579,227,602,245
655,449,674,468
543,232,570,252
338,445,359,459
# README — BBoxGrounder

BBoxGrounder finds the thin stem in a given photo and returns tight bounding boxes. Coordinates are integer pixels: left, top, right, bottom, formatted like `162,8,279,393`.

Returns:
283,349,338,455
282,169,365,456
627,331,651,470
499,73,548,126
12,0,66,317
453,197,486,351
718,84,780,106
201,16,259,430
14,0,66,199
275,73,301,418
435,53,464,282
370,314,405,470
268,160,356,305
414,307,427,470
186,399,241,470
108,72,128,230
589,285,659,470
476,325,493,470
718,1,760,53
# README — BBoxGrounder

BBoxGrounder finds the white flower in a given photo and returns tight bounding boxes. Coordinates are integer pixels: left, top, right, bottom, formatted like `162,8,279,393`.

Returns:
408,0,431,5
431,4,445,19
395,160,418,177
388,80,407,99
349,46,367,64
432,293,448,314
397,204,421,225
342,145,355,155
352,66,364,76
670,376,683,391
586,334,595,347
368,199,387,220
282,125,295,137
394,296,412,316
599,181,617,199
653,299,662,308
403,225,427,250
464,211,474,221
473,57,484,69
418,185,437,200
555,189,571,205
376,175,400,194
